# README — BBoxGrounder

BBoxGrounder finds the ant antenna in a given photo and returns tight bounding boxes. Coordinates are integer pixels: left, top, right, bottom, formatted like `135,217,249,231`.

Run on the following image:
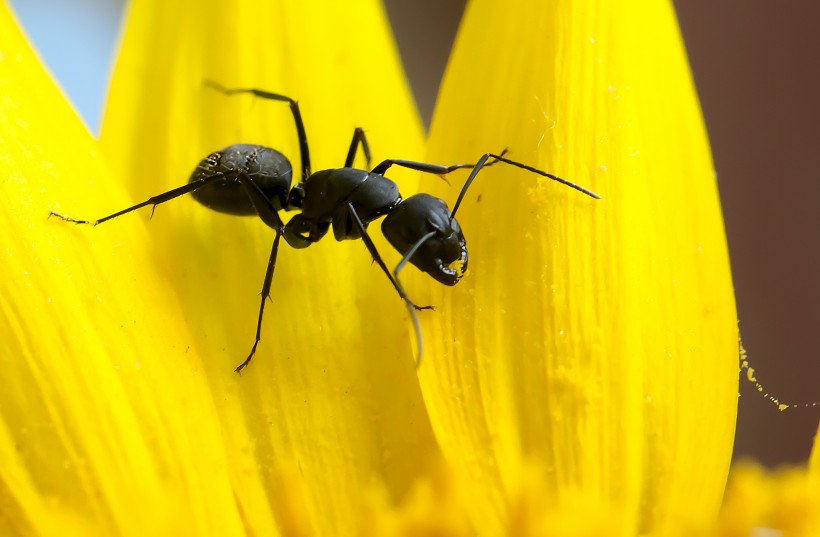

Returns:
393,230,438,367
450,153,600,221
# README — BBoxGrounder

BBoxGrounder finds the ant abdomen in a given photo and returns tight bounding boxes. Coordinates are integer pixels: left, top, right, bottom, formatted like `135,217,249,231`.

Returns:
189,144,293,215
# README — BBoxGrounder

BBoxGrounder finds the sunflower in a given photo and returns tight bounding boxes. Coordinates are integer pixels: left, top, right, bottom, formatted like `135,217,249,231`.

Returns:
1,0,816,535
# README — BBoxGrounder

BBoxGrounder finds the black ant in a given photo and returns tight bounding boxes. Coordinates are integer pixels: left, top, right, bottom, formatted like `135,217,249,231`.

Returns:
50,82,600,373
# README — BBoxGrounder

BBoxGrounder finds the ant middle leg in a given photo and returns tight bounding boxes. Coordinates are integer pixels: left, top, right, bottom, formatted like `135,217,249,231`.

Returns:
235,230,282,373
344,128,372,169
230,172,291,372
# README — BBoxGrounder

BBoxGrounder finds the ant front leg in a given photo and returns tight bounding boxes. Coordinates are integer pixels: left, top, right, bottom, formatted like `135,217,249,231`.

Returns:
347,203,430,311
344,127,372,169
347,203,430,365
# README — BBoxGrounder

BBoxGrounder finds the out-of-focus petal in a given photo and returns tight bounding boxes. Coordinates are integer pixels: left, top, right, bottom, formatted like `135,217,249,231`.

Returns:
0,3,244,534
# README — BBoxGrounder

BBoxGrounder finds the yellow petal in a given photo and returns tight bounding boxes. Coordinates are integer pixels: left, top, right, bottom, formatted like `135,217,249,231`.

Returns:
810,420,820,487
359,464,472,537
98,0,437,534
0,3,244,534
416,0,737,533
717,459,820,537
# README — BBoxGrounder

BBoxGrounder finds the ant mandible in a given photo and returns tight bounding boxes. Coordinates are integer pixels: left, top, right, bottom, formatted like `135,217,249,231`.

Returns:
51,82,600,373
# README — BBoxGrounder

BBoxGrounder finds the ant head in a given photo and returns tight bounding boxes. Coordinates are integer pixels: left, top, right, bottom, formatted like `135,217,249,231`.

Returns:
382,193,468,286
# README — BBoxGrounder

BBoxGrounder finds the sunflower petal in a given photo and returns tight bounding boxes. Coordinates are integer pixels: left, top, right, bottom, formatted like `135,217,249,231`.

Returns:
99,0,437,534
0,3,247,534
417,0,738,533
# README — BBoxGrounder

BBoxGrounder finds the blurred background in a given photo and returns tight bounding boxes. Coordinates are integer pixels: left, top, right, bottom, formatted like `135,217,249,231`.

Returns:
9,0,818,466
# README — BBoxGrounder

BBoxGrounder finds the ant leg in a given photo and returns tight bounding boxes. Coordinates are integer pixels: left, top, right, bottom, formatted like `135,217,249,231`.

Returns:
236,172,286,231
228,174,295,372
50,172,230,225
449,154,600,219
235,230,282,373
205,81,311,182
347,204,432,367
347,202,430,311
344,127,372,169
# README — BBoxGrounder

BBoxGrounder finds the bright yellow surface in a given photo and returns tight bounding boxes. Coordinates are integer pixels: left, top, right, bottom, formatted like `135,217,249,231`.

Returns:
2,0,773,534
416,0,738,534
717,461,820,537
2,0,434,535
99,0,434,535
812,423,820,480
0,2,235,535
93,0,438,534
